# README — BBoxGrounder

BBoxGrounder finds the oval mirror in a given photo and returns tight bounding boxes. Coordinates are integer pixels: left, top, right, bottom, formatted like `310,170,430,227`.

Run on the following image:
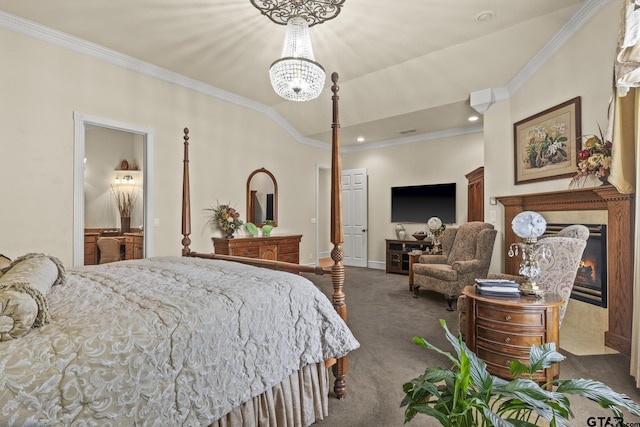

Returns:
246,168,277,227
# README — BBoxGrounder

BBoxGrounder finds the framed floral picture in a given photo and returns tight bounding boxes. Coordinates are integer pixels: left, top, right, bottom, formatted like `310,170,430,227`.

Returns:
513,97,581,185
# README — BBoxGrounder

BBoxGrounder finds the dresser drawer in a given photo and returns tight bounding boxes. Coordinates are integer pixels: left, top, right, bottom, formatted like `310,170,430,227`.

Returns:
477,344,528,367
279,243,298,255
477,344,553,382
476,324,545,347
476,303,545,327
278,252,299,263
231,247,260,258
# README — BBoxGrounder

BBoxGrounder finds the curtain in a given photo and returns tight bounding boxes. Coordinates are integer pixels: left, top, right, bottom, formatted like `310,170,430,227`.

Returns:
613,0,640,389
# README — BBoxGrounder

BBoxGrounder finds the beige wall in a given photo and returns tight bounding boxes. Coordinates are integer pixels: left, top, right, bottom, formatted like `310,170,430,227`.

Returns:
0,26,329,266
343,133,484,266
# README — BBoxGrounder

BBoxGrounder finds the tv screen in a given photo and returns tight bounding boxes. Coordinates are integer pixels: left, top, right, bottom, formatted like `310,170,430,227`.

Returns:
391,183,456,224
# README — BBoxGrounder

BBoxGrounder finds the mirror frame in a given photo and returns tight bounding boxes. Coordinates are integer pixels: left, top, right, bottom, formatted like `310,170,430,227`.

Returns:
246,168,278,227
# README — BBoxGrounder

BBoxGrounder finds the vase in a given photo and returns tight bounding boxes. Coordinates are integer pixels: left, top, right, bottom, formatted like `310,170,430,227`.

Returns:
599,176,609,186
225,232,235,239
120,216,131,234
395,223,406,240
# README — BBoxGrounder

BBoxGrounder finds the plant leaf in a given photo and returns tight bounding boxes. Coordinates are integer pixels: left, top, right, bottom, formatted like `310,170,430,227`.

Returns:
555,378,640,417
509,343,564,378
494,379,571,424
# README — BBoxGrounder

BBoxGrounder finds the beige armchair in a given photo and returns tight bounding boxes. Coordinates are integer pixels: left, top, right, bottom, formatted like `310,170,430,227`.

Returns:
457,224,589,338
411,222,497,310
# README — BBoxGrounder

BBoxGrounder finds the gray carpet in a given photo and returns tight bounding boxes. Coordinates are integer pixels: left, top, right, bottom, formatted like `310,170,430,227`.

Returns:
303,267,640,427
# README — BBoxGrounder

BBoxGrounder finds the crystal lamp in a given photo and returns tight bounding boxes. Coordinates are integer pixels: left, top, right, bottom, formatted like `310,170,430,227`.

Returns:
427,216,444,253
508,211,550,296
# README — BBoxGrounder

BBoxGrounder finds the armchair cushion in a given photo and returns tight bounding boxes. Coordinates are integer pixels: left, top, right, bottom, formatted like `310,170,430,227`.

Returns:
451,259,483,273
414,264,457,282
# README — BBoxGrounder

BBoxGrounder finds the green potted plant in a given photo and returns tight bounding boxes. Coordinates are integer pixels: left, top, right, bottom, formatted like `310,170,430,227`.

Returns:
401,320,640,426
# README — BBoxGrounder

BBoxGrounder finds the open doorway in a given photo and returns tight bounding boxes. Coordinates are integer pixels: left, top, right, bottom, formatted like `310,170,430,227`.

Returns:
73,112,155,266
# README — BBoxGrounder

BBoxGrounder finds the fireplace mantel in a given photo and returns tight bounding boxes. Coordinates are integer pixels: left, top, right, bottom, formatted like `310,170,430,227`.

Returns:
497,185,635,355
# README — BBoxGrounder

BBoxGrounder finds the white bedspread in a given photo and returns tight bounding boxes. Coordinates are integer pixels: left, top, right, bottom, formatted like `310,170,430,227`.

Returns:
0,256,359,426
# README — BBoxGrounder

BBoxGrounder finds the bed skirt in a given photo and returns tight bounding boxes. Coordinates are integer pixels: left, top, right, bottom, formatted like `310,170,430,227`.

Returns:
213,362,330,427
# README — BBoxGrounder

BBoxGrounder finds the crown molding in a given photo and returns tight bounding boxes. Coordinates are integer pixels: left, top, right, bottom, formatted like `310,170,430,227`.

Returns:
479,0,615,111
0,1,615,152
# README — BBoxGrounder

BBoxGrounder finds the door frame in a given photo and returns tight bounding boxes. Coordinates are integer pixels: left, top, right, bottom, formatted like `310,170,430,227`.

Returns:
315,163,368,267
73,111,155,266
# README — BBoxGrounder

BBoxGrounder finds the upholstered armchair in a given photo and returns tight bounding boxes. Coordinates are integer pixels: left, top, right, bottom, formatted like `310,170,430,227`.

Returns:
411,222,497,310
457,224,589,339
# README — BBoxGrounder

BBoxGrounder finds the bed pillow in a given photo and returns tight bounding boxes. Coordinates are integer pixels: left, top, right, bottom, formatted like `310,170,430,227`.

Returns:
0,290,38,341
0,254,11,277
0,253,65,341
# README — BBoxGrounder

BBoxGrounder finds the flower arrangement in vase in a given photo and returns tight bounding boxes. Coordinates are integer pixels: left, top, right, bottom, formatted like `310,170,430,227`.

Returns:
570,125,612,188
205,202,243,238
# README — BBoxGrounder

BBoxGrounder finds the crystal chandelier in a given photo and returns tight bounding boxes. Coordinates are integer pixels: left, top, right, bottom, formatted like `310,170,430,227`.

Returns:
251,0,345,102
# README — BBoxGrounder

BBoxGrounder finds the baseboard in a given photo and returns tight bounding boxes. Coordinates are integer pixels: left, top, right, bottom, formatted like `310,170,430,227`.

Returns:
368,261,385,270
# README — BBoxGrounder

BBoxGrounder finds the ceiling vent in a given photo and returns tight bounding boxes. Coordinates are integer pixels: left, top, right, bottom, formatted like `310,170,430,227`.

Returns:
397,128,416,135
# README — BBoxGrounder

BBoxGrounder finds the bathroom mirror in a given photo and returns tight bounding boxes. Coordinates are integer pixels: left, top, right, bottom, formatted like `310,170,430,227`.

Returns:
246,168,277,227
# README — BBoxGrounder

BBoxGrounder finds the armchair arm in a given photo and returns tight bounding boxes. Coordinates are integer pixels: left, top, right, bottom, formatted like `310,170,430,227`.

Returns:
451,259,483,273
417,254,448,264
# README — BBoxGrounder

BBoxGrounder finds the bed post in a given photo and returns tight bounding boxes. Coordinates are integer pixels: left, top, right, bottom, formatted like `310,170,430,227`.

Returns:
329,72,348,399
181,128,192,256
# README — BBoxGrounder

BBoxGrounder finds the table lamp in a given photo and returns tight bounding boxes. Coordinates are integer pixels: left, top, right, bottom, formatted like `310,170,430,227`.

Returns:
509,211,550,295
427,217,444,253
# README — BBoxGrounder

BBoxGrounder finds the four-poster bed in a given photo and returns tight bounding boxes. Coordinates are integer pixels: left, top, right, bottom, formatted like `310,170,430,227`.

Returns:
0,74,357,426
180,72,351,399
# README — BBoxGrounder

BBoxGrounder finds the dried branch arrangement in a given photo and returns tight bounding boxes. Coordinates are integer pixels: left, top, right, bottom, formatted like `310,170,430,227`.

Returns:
111,186,137,217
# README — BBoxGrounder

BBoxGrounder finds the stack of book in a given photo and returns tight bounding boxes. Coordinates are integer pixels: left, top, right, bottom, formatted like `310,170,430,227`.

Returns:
474,278,520,297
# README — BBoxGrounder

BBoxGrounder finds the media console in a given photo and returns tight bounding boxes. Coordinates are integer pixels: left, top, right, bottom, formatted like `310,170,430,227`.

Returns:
385,238,432,275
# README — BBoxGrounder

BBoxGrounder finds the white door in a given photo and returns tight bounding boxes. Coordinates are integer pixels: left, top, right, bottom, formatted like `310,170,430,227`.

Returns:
342,168,367,267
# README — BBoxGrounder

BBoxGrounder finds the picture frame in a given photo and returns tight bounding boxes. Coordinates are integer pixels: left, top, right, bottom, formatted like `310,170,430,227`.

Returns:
513,96,581,185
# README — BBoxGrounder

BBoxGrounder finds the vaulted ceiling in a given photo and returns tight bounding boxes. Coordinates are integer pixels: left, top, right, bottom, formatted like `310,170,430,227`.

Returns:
0,0,610,148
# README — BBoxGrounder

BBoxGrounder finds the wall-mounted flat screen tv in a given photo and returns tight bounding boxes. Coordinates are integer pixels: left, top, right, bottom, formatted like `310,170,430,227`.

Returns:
391,183,456,224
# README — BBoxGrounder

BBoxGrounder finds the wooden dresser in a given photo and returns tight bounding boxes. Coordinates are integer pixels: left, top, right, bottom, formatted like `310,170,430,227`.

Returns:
212,235,302,263
462,285,563,384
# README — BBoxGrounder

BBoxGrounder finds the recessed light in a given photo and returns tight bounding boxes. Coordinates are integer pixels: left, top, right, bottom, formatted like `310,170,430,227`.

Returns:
468,115,479,122
356,136,365,143
475,10,494,23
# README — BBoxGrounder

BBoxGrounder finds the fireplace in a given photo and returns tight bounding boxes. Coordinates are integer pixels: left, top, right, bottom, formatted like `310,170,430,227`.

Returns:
545,224,607,308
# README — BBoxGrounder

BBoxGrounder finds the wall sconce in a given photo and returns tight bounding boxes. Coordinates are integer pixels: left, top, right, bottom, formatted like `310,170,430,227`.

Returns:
114,175,134,185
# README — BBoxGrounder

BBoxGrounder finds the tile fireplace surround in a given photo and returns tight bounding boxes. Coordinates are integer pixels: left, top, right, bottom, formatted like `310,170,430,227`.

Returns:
497,185,635,356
